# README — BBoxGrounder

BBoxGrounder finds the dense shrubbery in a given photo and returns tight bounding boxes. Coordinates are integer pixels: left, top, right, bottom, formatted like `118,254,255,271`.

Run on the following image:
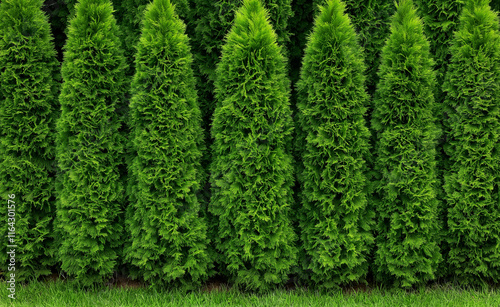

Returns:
296,0,373,288
55,0,128,285
0,0,59,281
209,0,297,291
416,0,463,101
124,0,212,288
117,0,189,76
189,0,292,129
2,0,500,290
415,0,464,278
443,0,500,286
372,0,442,288
289,0,393,94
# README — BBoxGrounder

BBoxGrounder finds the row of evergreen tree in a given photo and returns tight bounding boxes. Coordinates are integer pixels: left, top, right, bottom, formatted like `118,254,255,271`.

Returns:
0,0,499,290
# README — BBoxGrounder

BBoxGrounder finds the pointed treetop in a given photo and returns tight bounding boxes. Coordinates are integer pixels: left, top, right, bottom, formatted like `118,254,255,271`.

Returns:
312,0,359,47
68,0,117,38
140,0,186,44
0,0,50,39
227,0,278,50
391,0,421,32
458,0,499,46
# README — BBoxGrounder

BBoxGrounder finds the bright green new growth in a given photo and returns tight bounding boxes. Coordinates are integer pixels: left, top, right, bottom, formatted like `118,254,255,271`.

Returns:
117,0,189,76
210,0,297,291
189,0,292,129
55,0,127,285
443,0,500,285
125,0,212,288
0,0,59,281
289,0,393,94
372,0,442,288
296,0,373,288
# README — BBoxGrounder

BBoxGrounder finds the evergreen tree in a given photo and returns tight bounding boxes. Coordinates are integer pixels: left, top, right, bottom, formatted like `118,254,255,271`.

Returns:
55,0,127,285
189,0,292,133
117,0,189,76
296,0,373,288
372,0,441,288
443,0,500,285
288,0,393,94
210,0,297,291
0,0,59,281
124,0,212,288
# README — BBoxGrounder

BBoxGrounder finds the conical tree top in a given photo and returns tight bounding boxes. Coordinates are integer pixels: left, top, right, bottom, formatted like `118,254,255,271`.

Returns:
140,0,183,42
315,0,352,36
66,0,118,41
308,0,362,60
457,0,499,50
0,0,49,40
390,0,423,38
226,0,278,51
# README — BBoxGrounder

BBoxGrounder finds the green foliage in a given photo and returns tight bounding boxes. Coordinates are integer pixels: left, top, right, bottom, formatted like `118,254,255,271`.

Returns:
415,0,464,279
189,0,292,128
124,0,212,288
371,0,442,288
0,0,59,281
117,0,189,76
343,0,394,95
210,0,297,291
55,0,128,285
442,0,500,285
295,0,374,288
289,0,393,94
62,0,78,22
416,0,464,100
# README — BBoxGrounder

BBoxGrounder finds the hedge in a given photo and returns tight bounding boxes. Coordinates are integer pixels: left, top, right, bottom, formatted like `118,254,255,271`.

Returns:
124,0,212,288
209,0,297,291
296,0,374,288
0,0,60,281
443,0,500,286
55,0,128,285
372,0,442,288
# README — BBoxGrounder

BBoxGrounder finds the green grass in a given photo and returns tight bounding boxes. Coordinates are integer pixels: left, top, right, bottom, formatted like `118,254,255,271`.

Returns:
2,281,500,306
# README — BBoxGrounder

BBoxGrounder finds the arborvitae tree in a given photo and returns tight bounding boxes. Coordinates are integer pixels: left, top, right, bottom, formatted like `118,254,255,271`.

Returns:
189,0,294,271
124,0,212,288
210,0,297,291
372,0,441,288
296,0,373,288
55,0,127,285
288,0,393,94
443,0,500,285
189,0,292,131
117,0,189,76
0,0,59,281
